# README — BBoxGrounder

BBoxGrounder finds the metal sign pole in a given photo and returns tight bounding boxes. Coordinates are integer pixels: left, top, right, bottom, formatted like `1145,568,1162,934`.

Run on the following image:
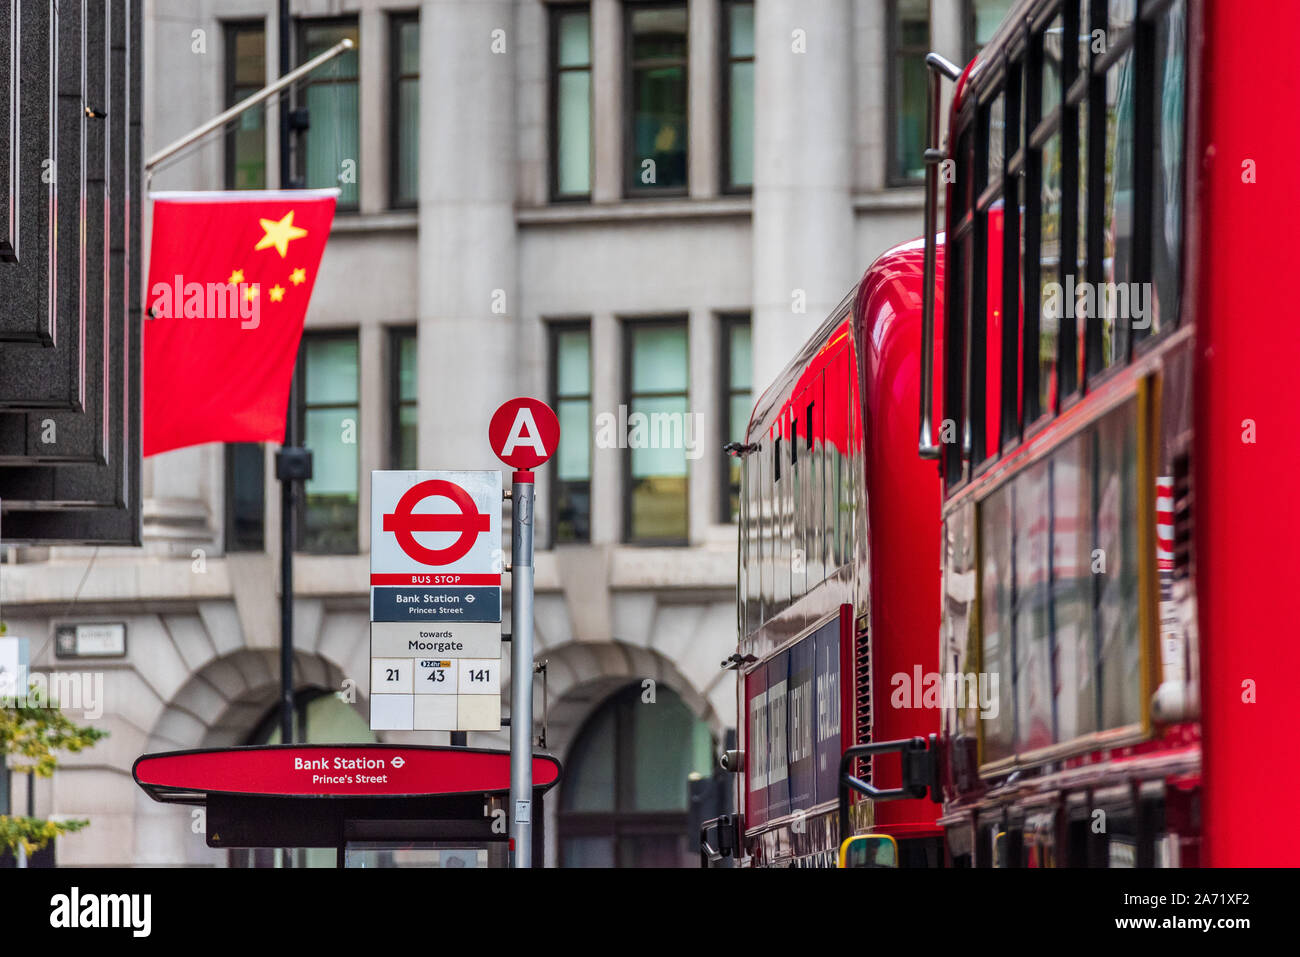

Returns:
508,471,535,868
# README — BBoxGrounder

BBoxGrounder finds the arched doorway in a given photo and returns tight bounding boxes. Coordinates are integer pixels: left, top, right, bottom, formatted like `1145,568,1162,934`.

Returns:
558,683,714,867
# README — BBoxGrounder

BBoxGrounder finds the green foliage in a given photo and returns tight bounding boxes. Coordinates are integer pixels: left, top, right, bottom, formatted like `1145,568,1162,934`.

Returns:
0,815,89,857
1,680,107,859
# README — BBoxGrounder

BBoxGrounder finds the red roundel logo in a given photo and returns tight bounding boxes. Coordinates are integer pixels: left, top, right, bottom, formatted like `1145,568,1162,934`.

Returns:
488,397,560,470
382,479,490,565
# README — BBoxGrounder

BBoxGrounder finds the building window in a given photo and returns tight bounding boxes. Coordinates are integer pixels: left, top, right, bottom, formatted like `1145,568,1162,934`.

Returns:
559,684,715,868
390,328,417,469
966,0,1015,61
722,1,755,191
625,3,689,195
297,18,360,208
224,443,265,551
224,21,266,190
720,315,751,522
550,323,592,543
551,5,592,200
625,320,689,543
297,333,359,554
390,14,419,208
888,0,929,185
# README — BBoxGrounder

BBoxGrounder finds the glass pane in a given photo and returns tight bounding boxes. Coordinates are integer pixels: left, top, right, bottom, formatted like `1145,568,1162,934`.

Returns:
398,334,417,401
304,692,374,742
563,704,615,811
1052,435,1097,740
630,692,710,811
558,11,591,67
395,78,419,205
556,479,591,543
980,482,1016,763
305,407,358,496
1038,131,1061,415
397,404,417,470
631,325,688,393
556,329,591,396
1149,1,1186,334
631,7,688,60
630,64,688,189
1095,399,1141,730
631,475,688,541
233,28,265,85
398,19,420,74
1041,14,1063,118
1013,459,1054,752
557,71,592,195
728,322,751,389
895,50,927,180
562,836,615,868
988,94,1005,184
729,60,754,188
305,337,358,403
974,0,1014,50
556,398,591,481
728,394,750,444
302,23,359,77
1102,47,1135,366
729,2,754,57
630,396,688,478
227,442,265,551
304,79,360,206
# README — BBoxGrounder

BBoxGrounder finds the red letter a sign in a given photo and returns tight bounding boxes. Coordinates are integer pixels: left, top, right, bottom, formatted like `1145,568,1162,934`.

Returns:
142,189,338,456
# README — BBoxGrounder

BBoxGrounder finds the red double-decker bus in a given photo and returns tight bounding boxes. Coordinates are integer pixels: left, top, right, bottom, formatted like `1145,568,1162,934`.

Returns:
705,0,1300,868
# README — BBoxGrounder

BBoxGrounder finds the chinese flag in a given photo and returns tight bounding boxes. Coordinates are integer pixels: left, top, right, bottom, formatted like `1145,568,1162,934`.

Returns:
143,189,338,457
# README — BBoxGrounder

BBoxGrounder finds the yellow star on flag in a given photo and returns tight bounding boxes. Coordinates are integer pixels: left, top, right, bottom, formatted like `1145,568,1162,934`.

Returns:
270,285,285,303
255,211,309,258
290,267,307,286
245,285,258,301
228,268,244,284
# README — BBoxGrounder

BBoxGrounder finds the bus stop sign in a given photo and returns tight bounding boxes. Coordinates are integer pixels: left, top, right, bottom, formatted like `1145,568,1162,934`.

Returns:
488,397,560,470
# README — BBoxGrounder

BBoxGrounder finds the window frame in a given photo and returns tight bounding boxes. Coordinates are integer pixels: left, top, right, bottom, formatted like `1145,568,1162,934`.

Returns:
886,0,931,187
719,0,755,195
549,3,594,202
295,329,361,554
388,325,417,470
622,316,691,546
294,16,361,211
623,1,691,198
224,442,266,552
388,11,420,210
548,318,594,546
222,19,267,191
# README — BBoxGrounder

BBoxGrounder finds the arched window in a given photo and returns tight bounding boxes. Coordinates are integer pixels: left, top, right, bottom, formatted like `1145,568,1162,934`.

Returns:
559,683,714,867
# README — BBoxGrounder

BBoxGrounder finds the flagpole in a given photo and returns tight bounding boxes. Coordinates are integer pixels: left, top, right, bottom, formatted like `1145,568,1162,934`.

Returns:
277,0,300,870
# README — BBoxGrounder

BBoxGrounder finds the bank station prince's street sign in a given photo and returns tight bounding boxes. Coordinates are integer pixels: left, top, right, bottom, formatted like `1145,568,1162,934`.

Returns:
369,470,503,732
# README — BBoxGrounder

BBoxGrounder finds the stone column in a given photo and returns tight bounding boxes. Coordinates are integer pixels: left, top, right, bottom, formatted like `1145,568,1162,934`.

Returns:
751,0,856,389
589,311,620,545
688,0,721,199
591,0,623,203
418,0,518,469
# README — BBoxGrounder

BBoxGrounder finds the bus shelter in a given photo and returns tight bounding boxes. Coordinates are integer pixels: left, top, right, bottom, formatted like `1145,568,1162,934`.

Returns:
133,743,560,867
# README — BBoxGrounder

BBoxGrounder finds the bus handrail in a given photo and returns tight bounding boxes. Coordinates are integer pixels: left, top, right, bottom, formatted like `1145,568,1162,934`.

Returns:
918,52,962,462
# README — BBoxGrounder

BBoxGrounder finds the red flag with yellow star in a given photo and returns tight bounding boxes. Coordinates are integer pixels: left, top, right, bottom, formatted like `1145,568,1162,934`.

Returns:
143,189,339,456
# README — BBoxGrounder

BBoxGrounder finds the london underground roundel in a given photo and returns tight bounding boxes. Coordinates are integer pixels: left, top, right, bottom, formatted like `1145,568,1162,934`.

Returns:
489,397,560,470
